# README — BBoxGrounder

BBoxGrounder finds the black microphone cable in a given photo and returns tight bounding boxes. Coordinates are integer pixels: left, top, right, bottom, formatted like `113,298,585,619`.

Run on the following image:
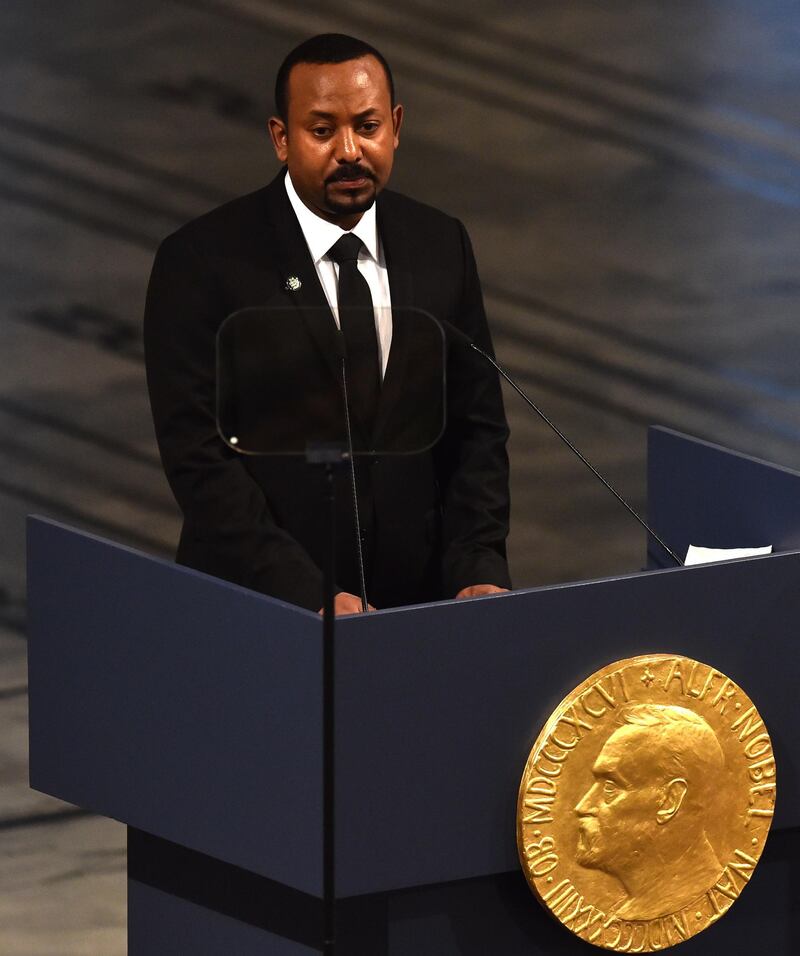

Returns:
335,331,370,611
443,321,683,568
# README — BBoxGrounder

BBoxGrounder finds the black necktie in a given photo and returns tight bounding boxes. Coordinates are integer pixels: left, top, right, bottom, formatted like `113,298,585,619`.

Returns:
327,233,380,433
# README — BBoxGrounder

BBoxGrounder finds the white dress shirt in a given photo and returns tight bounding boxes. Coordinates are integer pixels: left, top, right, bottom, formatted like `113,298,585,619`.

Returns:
285,172,393,377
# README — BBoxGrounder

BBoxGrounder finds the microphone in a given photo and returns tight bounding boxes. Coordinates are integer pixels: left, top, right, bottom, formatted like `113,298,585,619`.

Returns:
334,330,370,611
441,320,683,568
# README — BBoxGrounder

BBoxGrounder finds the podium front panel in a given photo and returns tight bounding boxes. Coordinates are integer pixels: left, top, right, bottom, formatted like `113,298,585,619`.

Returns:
334,553,799,897
27,517,324,895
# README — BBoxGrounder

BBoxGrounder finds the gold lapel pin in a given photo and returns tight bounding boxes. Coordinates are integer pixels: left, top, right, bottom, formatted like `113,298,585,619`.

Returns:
285,275,302,292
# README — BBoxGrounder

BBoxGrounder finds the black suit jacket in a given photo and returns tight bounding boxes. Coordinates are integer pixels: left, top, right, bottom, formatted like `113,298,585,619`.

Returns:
144,170,511,610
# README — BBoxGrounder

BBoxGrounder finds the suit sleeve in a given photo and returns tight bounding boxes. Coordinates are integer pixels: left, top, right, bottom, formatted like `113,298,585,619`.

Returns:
436,220,512,596
143,232,326,610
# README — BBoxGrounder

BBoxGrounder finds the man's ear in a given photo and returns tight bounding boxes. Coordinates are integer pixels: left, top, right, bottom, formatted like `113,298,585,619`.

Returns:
268,116,289,163
391,103,403,148
656,778,688,825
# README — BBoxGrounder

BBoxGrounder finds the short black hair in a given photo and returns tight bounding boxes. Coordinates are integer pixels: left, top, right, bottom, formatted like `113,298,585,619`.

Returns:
274,34,395,122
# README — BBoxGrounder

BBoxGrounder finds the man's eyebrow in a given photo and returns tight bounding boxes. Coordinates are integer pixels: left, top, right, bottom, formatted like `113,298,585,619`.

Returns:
596,765,632,789
593,758,622,780
305,108,382,121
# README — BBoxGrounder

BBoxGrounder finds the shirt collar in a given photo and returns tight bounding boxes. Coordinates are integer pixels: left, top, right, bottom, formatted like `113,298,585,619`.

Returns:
285,170,379,264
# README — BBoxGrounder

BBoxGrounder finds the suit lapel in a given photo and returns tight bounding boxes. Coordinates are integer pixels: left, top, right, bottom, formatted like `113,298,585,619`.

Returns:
261,176,422,449
374,193,415,446
262,173,343,387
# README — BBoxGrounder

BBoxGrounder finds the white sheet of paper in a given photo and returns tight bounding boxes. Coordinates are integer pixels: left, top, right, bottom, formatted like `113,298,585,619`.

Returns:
685,544,772,565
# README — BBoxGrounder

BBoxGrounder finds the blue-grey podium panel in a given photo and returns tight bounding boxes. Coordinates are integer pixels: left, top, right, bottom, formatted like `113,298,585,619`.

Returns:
333,553,800,897
28,516,798,907
647,426,800,567
27,516,323,896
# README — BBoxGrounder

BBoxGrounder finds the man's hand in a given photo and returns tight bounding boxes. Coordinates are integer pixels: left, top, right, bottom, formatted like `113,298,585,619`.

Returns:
455,584,509,599
319,592,376,616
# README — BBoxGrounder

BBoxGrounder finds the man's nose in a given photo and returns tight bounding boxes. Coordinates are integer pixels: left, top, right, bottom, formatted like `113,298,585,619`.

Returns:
574,784,598,816
335,127,361,163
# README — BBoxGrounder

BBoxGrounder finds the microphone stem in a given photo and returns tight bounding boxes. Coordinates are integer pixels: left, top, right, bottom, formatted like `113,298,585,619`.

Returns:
471,343,684,568
339,355,370,611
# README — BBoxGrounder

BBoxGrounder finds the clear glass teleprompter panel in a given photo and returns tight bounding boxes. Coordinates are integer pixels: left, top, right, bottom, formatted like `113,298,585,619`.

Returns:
216,306,446,455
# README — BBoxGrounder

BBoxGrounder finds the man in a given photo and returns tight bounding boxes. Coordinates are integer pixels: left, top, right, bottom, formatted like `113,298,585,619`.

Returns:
574,704,725,920
144,34,511,614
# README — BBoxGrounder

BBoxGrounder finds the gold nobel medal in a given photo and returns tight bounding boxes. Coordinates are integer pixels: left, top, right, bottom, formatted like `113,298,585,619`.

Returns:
516,655,776,951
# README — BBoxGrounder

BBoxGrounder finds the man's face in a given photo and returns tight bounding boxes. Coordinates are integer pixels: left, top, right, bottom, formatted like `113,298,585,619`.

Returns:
574,726,666,877
269,56,402,228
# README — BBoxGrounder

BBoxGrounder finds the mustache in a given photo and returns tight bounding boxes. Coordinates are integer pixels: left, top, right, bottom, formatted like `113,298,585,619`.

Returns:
578,820,596,848
326,164,375,184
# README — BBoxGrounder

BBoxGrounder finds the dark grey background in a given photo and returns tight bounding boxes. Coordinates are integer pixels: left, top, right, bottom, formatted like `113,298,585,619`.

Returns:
2,2,799,951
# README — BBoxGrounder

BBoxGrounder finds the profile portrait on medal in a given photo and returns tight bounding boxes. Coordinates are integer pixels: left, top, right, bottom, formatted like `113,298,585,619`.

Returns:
574,704,725,920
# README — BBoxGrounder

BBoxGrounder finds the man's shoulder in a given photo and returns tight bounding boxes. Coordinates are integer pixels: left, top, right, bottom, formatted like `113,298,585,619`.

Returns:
162,186,271,252
155,171,291,257
378,187,462,232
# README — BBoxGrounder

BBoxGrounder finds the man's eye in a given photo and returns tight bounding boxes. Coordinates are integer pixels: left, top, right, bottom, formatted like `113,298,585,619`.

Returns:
311,127,331,137
603,780,618,797
360,122,380,133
